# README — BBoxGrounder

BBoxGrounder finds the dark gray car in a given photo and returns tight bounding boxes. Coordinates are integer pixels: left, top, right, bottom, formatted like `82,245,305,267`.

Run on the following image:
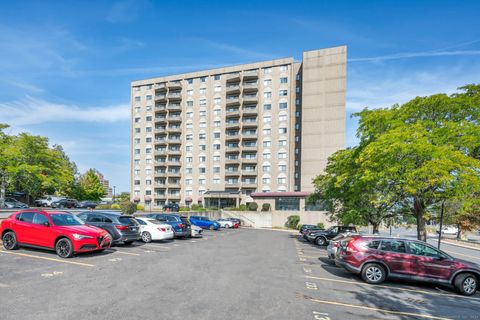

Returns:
77,211,141,245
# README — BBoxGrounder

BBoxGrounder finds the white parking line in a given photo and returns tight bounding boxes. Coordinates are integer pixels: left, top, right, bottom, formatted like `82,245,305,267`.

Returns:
104,249,140,256
0,250,94,267
0,283,9,288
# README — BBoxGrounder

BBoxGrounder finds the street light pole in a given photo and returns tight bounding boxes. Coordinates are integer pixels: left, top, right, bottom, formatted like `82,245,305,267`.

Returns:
438,199,446,249
113,186,116,203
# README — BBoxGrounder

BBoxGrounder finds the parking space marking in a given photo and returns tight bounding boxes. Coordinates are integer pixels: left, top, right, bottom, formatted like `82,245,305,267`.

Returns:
312,311,330,320
104,249,140,256
305,282,318,290
108,257,122,262
0,250,95,267
141,244,171,249
304,275,480,301
0,283,9,288
41,271,63,278
305,297,452,320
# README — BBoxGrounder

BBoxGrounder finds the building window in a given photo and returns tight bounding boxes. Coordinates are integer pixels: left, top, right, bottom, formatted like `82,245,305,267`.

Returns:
279,140,287,146
199,167,206,173
263,141,271,147
187,101,193,107
146,127,152,132
296,74,301,80
275,197,300,211
263,129,271,135
263,116,271,123
135,106,140,113
214,86,221,92
262,165,271,172
213,144,221,150
146,158,152,164
296,87,300,93
199,156,206,162
214,74,221,80
213,178,220,184
135,117,140,123
214,155,221,161
263,104,271,111
145,179,152,185
199,133,206,140
263,79,272,86
262,178,270,184
263,152,271,159
200,122,206,128
185,167,193,174
213,166,220,173
186,179,193,185
279,65,288,72
278,152,287,159
279,128,287,134
187,90,193,96
134,180,140,185
146,137,152,143
186,145,192,152
199,110,207,117
296,99,300,105
200,76,206,82
214,121,221,127
135,138,140,144
199,88,206,95
263,92,272,99
146,148,152,154
279,90,288,97
280,77,288,84
295,111,300,117
199,145,206,151
186,157,193,163
146,95,152,101
187,78,193,84
135,87,140,92
279,114,287,122
214,97,221,105
214,132,221,139
135,128,141,133
134,169,140,175
187,112,193,118
135,96,141,102
146,116,152,122
134,159,140,165
199,99,206,106
278,165,287,172
279,102,287,110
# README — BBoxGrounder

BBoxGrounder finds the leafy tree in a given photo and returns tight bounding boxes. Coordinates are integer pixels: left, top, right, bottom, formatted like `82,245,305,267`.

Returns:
77,169,106,201
120,201,137,215
116,192,130,202
248,202,258,211
286,215,300,229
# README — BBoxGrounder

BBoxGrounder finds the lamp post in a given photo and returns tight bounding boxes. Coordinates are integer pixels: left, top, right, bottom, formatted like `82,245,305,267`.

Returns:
113,186,116,203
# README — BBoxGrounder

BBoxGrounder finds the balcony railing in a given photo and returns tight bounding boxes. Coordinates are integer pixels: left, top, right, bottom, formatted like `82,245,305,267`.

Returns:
155,94,167,101
226,73,241,83
226,85,241,93
167,81,182,89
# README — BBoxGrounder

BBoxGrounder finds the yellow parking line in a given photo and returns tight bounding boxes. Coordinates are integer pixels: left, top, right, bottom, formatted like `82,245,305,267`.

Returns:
304,275,480,301
0,250,94,267
306,297,452,320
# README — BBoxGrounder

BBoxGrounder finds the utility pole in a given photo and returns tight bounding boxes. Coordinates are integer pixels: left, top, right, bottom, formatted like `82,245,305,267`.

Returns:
113,186,116,203
438,199,446,249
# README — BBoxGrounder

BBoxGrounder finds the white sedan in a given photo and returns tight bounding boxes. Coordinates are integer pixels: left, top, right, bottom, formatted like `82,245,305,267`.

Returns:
439,225,459,236
216,219,234,229
136,217,174,242
191,225,203,237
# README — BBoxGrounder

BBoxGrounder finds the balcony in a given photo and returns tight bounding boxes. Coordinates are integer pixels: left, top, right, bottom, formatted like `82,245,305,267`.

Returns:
226,121,240,129
226,109,240,117
226,145,240,153
242,82,258,93
242,145,257,152
155,116,167,123
242,107,258,116
154,127,166,133
225,157,240,164
225,170,240,177
225,181,240,187
226,97,240,106
241,181,258,188
167,126,182,133
225,133,240,141
167,81,182,89
242,94,258,104
167,92,182,101
167,104,182,111
155,83,167,91
226,72,241,83
226,84,240,94
243,70,258,80
241,157,257,163
241,169,257,176
155,147,167,153
154,194,167,199
167,148,182,155
167,170,182,177
155,94,167,102
155,104,167,112
167,115,182,122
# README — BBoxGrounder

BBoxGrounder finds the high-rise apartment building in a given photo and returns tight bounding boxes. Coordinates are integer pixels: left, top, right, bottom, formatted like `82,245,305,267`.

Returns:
131,46,346,208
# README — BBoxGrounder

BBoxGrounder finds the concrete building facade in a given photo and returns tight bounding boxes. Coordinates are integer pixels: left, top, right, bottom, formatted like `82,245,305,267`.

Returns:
130,46,346,208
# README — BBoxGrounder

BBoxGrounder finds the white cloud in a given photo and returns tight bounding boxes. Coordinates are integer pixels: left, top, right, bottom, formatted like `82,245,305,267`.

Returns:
349,50,480,63
0,96,130,125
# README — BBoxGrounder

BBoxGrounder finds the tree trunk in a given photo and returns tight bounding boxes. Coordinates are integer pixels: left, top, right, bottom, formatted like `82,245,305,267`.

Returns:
414,197,427,241
372,223,380,234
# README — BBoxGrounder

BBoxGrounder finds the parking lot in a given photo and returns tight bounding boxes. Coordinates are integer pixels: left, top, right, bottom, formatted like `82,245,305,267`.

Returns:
1,228,479,320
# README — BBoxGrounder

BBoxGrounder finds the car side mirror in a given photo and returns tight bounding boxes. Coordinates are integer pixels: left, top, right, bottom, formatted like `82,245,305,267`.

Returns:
43,221,50,227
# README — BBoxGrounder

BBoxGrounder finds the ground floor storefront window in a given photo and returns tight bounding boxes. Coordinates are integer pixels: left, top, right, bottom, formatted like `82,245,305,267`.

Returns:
275,197,300,211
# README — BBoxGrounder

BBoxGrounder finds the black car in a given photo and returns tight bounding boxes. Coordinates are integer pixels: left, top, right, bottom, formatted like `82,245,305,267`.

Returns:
77,211,141,245
51,198,78,209
299,224,319,234
146,213,191,238
306,225,358,246
76,200,98,209
163,203,180,212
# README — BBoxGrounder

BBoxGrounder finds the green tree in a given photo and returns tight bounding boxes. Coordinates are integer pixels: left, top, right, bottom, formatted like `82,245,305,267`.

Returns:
77,169,106,201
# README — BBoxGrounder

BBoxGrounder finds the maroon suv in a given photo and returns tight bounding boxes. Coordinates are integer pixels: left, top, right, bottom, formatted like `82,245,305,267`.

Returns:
335,236,479,296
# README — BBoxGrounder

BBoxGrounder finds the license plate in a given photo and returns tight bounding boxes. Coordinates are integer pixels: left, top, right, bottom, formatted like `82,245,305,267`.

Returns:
131,227,137,231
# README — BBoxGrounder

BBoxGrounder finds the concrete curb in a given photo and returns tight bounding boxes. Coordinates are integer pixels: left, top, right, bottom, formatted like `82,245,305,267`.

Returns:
441,239,480,251
244,226,298,233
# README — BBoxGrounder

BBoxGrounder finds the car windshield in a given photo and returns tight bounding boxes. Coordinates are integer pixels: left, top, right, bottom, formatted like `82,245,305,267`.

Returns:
119,216,138,225
50,214,84,226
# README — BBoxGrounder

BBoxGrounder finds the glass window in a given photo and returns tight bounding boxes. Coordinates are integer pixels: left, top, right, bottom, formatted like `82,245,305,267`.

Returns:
280,77,288,84
187,79,193,84
263,104,271,111
264,92,272,99
264,79,272,86
214,132,221,139
279,102,287,110
33,213,49,225
214,75,221,80
275,197,300,211
380,240,406,253
200,76,206,82
264,67,272,74
280,65,288,71
279,90,288,96
408,242,445,258
50,214,84,226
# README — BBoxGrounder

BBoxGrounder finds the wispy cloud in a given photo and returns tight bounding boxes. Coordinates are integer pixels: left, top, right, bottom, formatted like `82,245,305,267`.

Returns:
2,80,45,94
106,0,146,23
349,50,480,63
0,97,129,126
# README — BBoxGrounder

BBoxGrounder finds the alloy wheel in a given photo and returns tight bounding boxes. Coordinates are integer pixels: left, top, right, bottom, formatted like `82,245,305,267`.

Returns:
463,277,477,295
56,239,72,258
3,233,16,250
142,232,152,243
365,266,383,282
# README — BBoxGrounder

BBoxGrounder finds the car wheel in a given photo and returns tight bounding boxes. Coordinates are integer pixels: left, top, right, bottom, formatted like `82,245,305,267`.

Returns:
2,231,19,250
209,225,215,230
124,240,134,245
455,273,478,296
141,232,152,243
59,204,65,209
361,263,386,284
55,238,74,258
315,236,327,246
225,224,230,229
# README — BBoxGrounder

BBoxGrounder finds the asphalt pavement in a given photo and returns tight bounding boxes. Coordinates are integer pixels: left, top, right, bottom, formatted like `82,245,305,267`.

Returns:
1,228,479,320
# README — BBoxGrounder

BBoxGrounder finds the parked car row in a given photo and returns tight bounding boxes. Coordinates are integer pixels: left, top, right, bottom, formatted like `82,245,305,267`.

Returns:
0,210,241,259
1,197,29,209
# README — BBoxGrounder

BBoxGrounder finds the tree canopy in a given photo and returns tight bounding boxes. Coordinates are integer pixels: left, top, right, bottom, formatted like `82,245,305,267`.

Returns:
311,84,480,241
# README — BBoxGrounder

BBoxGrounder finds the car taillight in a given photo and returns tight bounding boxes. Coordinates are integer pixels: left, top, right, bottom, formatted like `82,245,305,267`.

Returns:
178,223,184,228
346,240,358,253
158,227,166,232
115,225,128,231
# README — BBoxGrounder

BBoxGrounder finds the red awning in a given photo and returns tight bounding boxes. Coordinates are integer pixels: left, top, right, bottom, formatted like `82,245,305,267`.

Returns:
133,196,140,202
197,197,203,202
144,196,152,201
185,197,192,202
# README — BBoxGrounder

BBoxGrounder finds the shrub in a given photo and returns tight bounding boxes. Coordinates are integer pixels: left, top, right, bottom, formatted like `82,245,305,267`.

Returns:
248,202,258,211
179,207,190,212
261,203,271,211
191,203,204,211
111,203,121,210
317,222,325,229
297,223,303,230
120,201,137,215
239,204,247,211
136,204,145,211
96,204,111,210
286,215,300,229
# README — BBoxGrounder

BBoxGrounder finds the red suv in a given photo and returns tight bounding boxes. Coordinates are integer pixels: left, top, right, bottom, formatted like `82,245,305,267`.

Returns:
1,210,111,258
335,236,479,296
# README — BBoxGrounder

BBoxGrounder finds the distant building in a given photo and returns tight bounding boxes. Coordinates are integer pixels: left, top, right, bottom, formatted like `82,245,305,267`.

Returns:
93,170,112,198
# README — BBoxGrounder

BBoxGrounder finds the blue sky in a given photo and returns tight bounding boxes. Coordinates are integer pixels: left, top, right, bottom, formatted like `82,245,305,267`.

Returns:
1,0,479,192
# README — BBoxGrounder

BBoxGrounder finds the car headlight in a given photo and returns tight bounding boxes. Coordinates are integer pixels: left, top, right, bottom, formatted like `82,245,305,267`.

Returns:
72,233,93,240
